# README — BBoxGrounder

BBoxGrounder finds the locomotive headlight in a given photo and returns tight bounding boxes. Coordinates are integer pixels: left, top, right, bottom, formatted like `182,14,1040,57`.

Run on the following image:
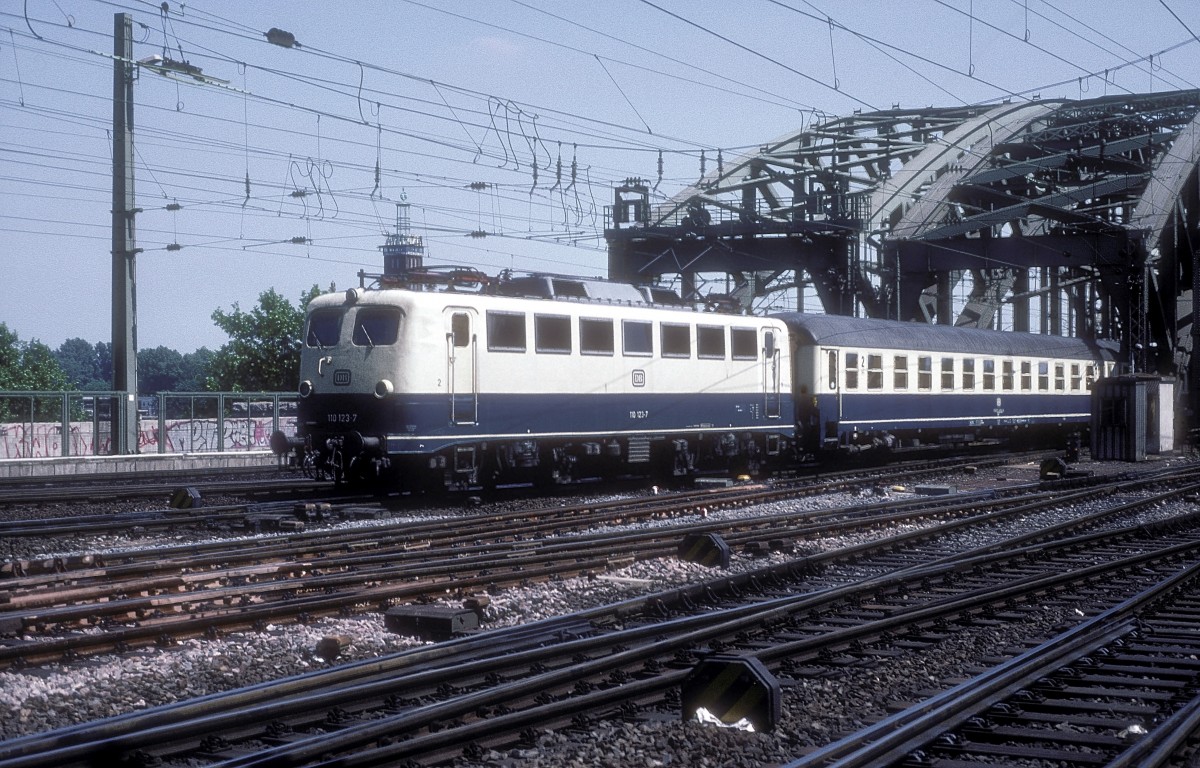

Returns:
345,287,364,304
298,380,314,398
374,379,394,398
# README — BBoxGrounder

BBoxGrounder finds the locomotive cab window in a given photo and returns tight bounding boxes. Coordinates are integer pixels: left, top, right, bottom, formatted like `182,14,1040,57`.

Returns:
534,314,571,354
731,328,757,360
352,307,402,347
580,318,614,355
306,309,342,348
486,311,527,352
622,320,653,357
660,323,690,358
697,325,725,359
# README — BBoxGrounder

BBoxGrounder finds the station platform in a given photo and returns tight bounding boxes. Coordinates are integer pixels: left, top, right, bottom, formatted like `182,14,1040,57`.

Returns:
0,451,284,480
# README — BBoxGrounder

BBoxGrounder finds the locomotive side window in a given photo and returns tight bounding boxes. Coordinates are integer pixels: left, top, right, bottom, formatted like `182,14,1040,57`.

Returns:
306,309,341,347
982,359,995,390
1070,363,1081,390
1002,360,1014,390
1038,361,1049,390
941,357,955,390
1021,361,1032,390
486,311,527,352
731,328,757,360
622,320,653,356
893,356,908,390
1086,363,1097,387
962,359,975,390
1054,363,1065,391
844,352,859,389
661,323,690,358
534,314,571,354
918,356,932,390
352,307,401,347
697,325,725,359
450,313,470,348
580,318,614,355
866,354,883,390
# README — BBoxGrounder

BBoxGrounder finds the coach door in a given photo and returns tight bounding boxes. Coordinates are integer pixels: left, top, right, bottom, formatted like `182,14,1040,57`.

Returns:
445,309,478,425
763,329,781,418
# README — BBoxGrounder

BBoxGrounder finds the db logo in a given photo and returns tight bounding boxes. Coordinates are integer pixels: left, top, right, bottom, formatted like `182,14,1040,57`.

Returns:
333,370,352,386
632,370,646,387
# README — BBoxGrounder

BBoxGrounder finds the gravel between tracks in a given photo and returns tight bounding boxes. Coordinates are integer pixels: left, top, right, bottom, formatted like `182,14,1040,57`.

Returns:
0,458,1190,766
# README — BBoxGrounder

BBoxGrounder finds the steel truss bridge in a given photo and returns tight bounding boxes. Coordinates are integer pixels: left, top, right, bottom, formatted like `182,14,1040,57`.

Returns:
605,89,1200,417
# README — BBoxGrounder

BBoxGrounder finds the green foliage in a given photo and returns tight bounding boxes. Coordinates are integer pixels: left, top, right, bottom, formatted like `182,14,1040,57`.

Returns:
55,338,111,390
138,346,185,394
0,324,71,420
206,286,320,392
0,323,69,391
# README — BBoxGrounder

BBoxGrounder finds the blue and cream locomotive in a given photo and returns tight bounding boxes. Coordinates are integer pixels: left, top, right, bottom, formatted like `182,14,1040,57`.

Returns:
274,270,1118,490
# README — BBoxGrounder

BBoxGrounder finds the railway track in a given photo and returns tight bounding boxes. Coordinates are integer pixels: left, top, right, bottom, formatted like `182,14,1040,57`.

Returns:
2,461,1200,765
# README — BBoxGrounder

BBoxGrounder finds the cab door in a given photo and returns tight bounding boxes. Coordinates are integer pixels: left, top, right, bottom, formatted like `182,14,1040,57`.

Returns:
763,328,781,418
445,309,477,425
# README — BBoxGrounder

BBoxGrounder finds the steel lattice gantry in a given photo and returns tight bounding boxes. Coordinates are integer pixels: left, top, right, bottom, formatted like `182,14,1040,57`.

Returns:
603,90,1200,411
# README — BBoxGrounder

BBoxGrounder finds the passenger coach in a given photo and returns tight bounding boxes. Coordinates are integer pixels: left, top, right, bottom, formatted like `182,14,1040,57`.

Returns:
781,314,1120,456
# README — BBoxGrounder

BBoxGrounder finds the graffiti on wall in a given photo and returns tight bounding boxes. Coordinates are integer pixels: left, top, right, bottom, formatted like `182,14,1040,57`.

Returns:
0,417,296,459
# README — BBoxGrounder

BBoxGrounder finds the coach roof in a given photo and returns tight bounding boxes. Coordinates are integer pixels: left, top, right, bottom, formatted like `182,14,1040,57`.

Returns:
774,313,1119,360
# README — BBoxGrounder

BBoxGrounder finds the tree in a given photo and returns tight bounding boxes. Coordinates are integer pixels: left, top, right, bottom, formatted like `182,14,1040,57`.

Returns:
0,324,69,391
0,324,71,421
179,347,214,391
138,346,185,394
55,338,100,389
206,287,320,392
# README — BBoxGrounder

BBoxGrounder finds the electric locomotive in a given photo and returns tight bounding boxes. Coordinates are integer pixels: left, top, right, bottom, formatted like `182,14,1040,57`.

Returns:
275,271,793,490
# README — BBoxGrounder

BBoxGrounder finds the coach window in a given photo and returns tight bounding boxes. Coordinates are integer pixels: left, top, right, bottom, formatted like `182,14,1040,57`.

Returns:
941,357,955,390
731,328,757,360
622,320,653,357
1054,363,1066,391
867,354,883,390
918,356,932,390
844,352,859,389
982,359,995,390
962,359,975,390
352,307,402,346
697,325,725,359
306,308,341,347
661,323,691,358
1070,363,1082,390
1038,361,1049,390
486,311,526,352
893,356,908,390
1002,360,1014,390
1021,361,1032,391
534,314,571,354
580,318,614,355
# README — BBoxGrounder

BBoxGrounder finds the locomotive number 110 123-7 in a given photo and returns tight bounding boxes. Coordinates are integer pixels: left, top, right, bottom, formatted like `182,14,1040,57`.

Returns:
326,413,359,424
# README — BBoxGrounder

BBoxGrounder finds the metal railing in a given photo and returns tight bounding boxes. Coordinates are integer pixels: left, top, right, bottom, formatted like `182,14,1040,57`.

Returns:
0,391,298,459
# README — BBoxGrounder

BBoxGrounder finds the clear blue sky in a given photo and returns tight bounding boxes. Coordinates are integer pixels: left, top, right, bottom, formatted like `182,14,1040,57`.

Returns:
3,0,1199,353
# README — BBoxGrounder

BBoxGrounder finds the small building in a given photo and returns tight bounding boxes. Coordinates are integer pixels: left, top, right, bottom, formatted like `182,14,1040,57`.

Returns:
1090,375,1176,461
